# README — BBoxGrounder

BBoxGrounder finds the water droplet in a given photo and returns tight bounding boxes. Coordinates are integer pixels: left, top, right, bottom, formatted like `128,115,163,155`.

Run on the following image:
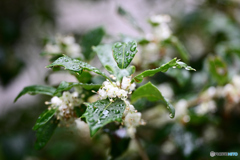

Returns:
172,66,176,68
169,113,174,118
64,59,69,62
114,110,120,114
130,53,135,57
115,42,122,48
185,67,190,70
126,51,129,56
127,58,131,63
103,110,109,115
130,45,136,52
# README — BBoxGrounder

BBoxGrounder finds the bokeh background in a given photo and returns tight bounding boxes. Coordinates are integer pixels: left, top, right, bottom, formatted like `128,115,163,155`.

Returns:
1,0,240,159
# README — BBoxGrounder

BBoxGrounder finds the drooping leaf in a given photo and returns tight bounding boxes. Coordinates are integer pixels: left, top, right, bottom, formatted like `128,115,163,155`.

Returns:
46,55,110,80
82,99,126,137
14,85,56,102
34,117,59,150
208,56,228,85
131,82,175,118
112,41,138,69
93,44,135,80
80,27,105,60
54,81,101,95
33,108,58,131
133,58,195,83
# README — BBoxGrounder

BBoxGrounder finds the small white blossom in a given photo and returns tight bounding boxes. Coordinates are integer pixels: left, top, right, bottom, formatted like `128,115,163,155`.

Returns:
44,44,61,54
47,91,82,122
97,76,136,100
44,35,82,58
121,76,131,90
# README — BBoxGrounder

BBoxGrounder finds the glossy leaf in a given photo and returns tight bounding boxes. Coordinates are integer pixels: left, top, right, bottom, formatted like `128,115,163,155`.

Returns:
82,99,126,137
80,27,105,60
14,85,56,102
33,108,58,131
93,44,135,80
133,58,195,83
112,41,138,69
131,82,175,118
46,55,110,80
54,81,101,95
35,117,59,150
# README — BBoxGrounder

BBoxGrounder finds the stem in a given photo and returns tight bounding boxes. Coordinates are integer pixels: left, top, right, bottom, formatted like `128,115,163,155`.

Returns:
134,135,149,160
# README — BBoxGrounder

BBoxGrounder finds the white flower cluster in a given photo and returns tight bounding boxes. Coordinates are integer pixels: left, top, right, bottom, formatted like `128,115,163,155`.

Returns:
150,14,172,41
122,100,145,138
98,76,136,101
44,35,82,58
47,91,82,121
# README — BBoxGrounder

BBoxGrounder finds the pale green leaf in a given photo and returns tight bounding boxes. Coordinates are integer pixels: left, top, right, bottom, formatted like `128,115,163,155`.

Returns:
93,44,135,80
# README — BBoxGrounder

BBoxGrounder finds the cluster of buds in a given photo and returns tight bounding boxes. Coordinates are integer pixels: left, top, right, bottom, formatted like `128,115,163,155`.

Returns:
46,91,82,122
44,35,82,58
97,76,136,101
122,100,146,138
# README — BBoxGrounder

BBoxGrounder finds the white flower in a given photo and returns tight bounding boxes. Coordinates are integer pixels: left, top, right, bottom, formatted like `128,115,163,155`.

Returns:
61,35,75,45
124,112,142,127
44,44,61,54
129,83,136,91
66,43,81,58
122,76,131,90
99,89,107,99
153,23,172,41
150,14,171,24
51,96,63,106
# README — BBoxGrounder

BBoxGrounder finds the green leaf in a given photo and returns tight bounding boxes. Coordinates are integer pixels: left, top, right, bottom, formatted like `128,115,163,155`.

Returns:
54,81,101,95
131,82,175,118
208,56,228,85
133,58,195,83
14,85,56,102
33,108,58,131
35,117,59,150
93,44,135,80
74,71,92,83
82,99,126,137
112,41,138,69
46,55,110,80
80,27,105,60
